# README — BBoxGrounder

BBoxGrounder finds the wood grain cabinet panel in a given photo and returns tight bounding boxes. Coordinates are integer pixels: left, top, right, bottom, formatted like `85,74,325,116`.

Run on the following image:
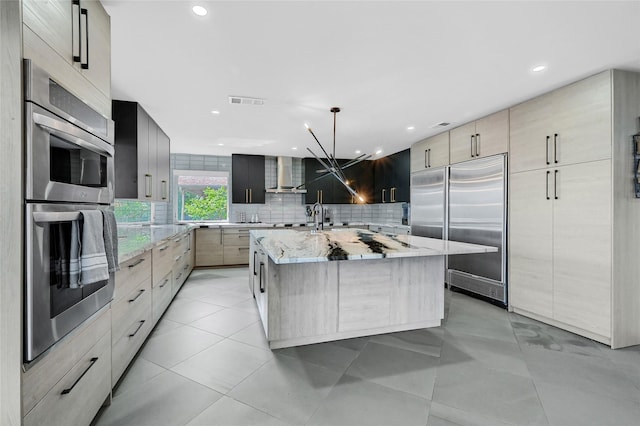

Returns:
450,110,508,165
411,132,450,173
195,228,223,266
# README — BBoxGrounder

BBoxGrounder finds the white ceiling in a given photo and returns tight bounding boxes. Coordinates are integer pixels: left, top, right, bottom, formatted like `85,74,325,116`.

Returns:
102,0,640,159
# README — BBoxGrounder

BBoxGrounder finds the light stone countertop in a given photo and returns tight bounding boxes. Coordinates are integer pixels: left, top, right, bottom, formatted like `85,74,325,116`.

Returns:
252,228,497,264
117,224,195,264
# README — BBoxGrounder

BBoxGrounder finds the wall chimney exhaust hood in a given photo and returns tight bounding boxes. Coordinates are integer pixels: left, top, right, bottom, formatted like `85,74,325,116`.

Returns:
266,156,307,193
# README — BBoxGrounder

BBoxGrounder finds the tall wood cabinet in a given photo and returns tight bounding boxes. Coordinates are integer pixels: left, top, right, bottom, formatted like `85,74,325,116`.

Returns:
450,109,509,164
112,100,171,201
22,0,111,117
508,70,640,348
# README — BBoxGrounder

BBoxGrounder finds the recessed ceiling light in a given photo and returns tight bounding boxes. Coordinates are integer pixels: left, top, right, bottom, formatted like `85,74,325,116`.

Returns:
218,143,224,146
532,65,546,72
406,126,415,131
292,147,297,150
355,150,361,154
375,149,383,155
211,110,220,115
192,5,207,16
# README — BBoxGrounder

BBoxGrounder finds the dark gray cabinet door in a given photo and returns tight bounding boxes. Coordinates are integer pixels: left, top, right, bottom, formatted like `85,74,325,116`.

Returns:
232,154,265,204
374,149,410,203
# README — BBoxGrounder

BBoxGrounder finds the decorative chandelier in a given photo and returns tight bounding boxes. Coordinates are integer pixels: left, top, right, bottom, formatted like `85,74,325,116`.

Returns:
302,107,371,202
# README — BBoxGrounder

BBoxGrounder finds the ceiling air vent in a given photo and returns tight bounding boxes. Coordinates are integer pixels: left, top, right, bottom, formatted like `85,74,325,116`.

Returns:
228,96,265,106
432,122,450,128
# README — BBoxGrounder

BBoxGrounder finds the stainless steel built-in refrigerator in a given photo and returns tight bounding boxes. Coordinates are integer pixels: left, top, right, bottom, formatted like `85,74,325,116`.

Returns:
411,154,507,305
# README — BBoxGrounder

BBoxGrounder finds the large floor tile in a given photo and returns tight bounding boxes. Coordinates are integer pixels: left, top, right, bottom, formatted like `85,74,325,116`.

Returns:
440,331,530,378
523,347,640,404
94,370,222,426
428,401,513,426
509,313,607,359
433,362,548,426
307,374,430,426
190,307,259,337
139,325,224,368
444,293,516,344
171,338,273,394
274,340,360,374
369,327,444,357
231,298,260,314
346,341,439,399
199,291,252,308
149,318,183,338
535,381,640,426
228,354,342,425
185,396,289,426
113,357,166,397
162,298,225,324
427,414,462,426
229,321,270,350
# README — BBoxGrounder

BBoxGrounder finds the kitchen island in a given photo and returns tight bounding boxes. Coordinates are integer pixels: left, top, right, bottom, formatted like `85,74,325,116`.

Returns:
249,229,497,349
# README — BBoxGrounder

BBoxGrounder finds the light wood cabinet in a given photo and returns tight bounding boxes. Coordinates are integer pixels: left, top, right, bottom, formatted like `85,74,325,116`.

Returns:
450,110,509,164
22,305,111,426
195,228,223,266
410,132,449,173
510,71,611,174
509,70,640,348
152,271,172,324
223,228,251,265
22,0,111,116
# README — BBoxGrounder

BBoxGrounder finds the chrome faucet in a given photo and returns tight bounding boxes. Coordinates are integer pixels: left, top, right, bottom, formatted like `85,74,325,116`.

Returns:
312,202,323,233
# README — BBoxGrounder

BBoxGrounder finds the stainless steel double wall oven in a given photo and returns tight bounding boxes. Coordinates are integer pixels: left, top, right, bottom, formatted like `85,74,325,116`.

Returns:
24,59,115,362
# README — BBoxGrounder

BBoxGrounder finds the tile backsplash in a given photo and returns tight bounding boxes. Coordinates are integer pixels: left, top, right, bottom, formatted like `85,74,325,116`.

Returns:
155,153,406,225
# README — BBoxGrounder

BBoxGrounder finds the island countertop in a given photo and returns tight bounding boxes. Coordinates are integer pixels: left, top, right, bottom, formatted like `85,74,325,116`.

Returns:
251,228,497,264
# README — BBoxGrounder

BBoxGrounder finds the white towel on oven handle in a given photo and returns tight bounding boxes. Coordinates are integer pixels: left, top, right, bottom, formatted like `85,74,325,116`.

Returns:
78,210,109,286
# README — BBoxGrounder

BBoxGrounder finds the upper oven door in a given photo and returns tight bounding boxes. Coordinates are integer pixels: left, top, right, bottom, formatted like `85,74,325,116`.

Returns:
26,103,115,204
24,59,114,144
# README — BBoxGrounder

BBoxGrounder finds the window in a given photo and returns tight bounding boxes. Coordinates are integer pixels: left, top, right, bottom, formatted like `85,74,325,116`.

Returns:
174,170,229,222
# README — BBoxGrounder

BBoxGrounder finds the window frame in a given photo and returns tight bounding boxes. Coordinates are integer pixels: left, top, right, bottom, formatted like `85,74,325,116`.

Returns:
173,169,230,223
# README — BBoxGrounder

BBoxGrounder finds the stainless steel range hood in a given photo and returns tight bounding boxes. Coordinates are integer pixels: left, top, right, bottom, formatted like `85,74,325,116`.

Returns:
266,156,307,193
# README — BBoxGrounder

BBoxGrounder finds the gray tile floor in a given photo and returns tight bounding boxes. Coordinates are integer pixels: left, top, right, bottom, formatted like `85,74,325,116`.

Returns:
93,267,640,426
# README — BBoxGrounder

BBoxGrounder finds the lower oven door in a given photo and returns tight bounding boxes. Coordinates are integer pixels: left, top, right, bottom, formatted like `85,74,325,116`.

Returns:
25,203,115,362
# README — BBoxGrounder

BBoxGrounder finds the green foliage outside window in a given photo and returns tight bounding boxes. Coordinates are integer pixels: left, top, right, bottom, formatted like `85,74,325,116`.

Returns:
183,186,228,220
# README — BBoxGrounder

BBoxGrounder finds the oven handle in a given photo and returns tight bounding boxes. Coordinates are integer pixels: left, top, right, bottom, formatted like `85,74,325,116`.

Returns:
33,112,114,158
33,211,83,223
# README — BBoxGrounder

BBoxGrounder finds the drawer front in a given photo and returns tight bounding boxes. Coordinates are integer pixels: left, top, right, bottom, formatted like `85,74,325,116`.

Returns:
152,271,173,324
223,228,251,247
24,330,111,426
22,306,111,416
111,300,152,385
223,246,251,265
172,262,187,296
111,277,152,344
152,241,173,286
115,252,151,302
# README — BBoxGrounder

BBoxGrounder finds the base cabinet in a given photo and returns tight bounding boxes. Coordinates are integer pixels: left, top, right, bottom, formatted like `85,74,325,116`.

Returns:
195,228,223,266
22,306,112,426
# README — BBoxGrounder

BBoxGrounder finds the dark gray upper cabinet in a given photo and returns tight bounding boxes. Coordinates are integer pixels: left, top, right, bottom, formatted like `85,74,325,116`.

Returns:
304,158,375,204
374,149,410,203
112,100,170,201
231,154,265,204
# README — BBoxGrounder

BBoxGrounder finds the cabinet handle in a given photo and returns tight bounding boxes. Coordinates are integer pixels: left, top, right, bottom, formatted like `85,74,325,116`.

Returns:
128,288,145,303
428,149,432,167
159,278,169,288
554,133,558,164
259,262,265,293
245,189,248,203
382,188,386,203
72,0,81,63
128,320,146,338
320,190,323,204
249,188,252,203
175,254,182,262
183,264,189,271
61,357,98,395
475,133,480,157
176,272,182,281
80,8,89,70
145,174,153,198
128,258,145,268
546,171,550,200
161,180,168,200
554,169,559,200
424,149,430,168
253,251,258,276
545,136,550,165
391,187,396,203
158,245,169,252
470,135,475,157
